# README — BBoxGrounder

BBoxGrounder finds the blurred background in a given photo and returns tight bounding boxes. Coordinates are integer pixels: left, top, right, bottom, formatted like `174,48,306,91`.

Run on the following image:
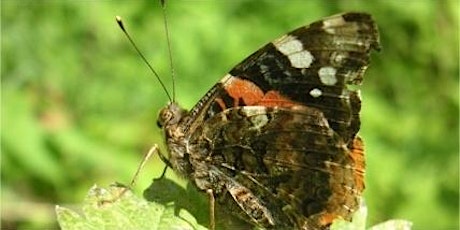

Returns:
2,0,458,229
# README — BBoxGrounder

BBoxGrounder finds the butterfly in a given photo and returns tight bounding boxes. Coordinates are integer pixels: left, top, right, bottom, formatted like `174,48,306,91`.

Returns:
155,12,380,229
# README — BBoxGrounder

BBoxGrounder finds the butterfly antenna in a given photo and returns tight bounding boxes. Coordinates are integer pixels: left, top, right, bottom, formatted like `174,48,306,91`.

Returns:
116,16,173,102
160,0,176,102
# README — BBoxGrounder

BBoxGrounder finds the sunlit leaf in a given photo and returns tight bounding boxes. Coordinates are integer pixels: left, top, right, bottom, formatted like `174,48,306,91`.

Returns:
56,185,207,230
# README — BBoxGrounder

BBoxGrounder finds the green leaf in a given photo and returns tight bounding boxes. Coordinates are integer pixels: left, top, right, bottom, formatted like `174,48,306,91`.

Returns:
368,220,413,230
57,180,412,230
331,200,368,230
331,200,412,230
56,184,207,230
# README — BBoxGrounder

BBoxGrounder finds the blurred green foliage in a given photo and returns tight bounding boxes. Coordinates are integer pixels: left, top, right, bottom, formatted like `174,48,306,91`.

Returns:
2,0,458,229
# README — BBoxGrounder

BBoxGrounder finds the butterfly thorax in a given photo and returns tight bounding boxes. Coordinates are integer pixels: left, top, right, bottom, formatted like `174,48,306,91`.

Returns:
157,102,193,178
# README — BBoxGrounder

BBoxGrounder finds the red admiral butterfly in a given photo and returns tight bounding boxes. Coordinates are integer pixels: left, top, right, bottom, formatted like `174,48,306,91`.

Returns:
156,12,380,229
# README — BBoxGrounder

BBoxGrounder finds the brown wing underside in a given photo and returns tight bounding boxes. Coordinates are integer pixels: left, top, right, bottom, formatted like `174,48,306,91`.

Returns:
188,105,364,229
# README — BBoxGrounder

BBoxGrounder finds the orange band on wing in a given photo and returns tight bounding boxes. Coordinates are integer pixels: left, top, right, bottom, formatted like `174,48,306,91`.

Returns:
259,90,297,107
224,77,297,107
224,77,264,106
350,136,365,192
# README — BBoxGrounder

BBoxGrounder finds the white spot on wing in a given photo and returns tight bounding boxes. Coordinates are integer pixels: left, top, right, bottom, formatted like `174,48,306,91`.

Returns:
309,88,322,98
331,51,347,65
275,35,303,54
249,114,269,130
318,66,337,85
241,107,269,130
273,35,313,69
219,73,235,84
289,51,314,69
241,106,267,116
322,15,346,34
323,15,346,27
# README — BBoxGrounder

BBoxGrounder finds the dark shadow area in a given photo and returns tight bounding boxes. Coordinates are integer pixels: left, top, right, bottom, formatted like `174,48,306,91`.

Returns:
143,176,252,229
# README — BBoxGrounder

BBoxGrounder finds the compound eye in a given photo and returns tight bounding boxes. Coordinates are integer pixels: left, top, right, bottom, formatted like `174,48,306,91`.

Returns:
157,107,173,128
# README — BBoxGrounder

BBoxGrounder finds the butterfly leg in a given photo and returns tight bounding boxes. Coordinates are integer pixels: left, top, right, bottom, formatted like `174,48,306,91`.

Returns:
127,144,159,187
206,189,216,230
155,144,173,169
99,144,158,204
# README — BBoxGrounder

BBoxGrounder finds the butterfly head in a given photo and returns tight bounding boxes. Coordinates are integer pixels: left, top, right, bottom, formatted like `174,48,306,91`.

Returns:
157,102,187,129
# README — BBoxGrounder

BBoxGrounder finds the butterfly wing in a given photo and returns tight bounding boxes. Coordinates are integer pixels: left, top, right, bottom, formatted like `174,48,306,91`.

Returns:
179,12,379,229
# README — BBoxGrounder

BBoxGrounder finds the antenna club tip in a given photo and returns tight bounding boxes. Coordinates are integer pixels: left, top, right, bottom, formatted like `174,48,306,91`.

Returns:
116,16,125,30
